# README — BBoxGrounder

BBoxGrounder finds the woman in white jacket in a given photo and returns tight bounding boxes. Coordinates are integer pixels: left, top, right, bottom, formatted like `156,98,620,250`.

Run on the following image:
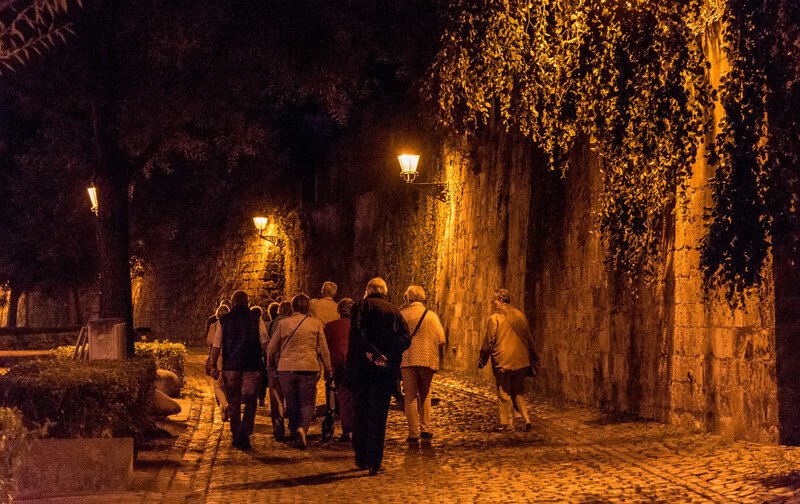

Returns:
399,285,445,443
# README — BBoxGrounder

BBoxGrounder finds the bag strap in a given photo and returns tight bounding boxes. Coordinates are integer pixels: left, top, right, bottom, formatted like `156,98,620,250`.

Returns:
280,316,308,355
497,311,537,365
497,312,528,349
354,300,388,359
410,309,429,338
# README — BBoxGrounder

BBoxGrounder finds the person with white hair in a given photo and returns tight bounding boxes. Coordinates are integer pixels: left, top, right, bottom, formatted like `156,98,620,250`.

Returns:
309,281,340,326
399,285,445,443
345,277,410,475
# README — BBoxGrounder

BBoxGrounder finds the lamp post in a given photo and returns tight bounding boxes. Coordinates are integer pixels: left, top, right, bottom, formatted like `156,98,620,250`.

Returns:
87,183,99,216
397,153,449,202
253,216,279,245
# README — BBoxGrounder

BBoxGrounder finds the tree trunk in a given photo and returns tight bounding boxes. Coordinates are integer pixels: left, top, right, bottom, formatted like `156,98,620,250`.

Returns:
95,163,135,356
89,0,135,356
6,288,20,328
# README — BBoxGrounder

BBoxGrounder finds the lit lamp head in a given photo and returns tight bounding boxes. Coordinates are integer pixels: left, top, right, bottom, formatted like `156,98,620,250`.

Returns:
87,184,99,216
398,154,420,183
253,216,268,234
253,216,279,244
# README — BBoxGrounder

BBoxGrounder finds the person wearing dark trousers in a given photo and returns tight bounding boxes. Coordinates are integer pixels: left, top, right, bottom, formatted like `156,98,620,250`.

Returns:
258,302,279,408
345,277,410,476
264,301,292,439
324,297,356,441
251,305,269,407
209,290,267,450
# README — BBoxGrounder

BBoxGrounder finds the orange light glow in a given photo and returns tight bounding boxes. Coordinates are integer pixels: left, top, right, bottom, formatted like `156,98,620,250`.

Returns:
87,185,98,215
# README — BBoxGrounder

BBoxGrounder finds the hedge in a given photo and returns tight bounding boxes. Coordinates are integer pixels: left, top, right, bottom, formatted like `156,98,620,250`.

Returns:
135,341,187,383
52,340,187,383
0,408,30,504
0,358,156,440
0,331,79,351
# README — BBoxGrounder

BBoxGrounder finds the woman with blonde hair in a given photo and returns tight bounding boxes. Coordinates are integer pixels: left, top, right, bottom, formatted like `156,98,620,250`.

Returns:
399,285,445,443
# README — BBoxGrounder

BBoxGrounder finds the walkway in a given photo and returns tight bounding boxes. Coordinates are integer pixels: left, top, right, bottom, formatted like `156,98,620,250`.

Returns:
24,351,800,503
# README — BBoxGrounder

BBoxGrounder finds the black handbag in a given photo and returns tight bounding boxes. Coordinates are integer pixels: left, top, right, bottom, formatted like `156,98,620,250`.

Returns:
353,302,390,369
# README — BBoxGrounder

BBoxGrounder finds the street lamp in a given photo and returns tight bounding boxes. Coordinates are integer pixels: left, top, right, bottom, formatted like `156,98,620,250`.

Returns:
253,216,279,245
87,183,99,216
398,154,420,183
397,153,449,202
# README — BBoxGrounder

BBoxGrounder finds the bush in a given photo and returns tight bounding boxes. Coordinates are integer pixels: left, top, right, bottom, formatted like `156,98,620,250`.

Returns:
0,408,31,504
0,358,156,440
135,341,187,383
52,340,187,383
0,330,80,351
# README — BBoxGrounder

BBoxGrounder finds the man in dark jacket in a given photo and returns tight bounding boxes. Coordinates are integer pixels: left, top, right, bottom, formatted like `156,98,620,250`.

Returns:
210,290,267,449
345,277,410,475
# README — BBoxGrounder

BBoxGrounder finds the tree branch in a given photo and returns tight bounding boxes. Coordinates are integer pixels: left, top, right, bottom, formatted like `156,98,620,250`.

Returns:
129,2,256,173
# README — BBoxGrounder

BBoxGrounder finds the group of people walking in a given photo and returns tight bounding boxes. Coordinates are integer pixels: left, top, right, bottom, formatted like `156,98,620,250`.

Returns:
205,278,537,476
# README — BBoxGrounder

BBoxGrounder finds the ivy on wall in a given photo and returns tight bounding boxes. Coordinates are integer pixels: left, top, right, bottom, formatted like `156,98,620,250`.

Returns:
702,0,771,306
429,0,717,291
429,0,794,303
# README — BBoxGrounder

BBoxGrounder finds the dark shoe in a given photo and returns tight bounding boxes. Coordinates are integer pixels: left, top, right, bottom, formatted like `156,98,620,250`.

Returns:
236,435,252,450
356,463,369,470
338,432,351,442
406,437,419,444
420,432,433,440
523,422,532,432
258,399,266,407
494,424,513,432
368,465,380,476
221,406,229,422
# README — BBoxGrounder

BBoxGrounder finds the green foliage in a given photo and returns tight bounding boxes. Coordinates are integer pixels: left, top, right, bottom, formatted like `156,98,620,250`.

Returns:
0,0,79,74
0,329,78,351
53,340,187,383
702,0,772,306
0,358,156,440
134,341,187,383
431,0,717,289
0,407,31,504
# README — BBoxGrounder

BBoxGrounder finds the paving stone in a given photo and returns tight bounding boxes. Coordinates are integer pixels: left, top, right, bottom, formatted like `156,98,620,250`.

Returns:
21,350,800,503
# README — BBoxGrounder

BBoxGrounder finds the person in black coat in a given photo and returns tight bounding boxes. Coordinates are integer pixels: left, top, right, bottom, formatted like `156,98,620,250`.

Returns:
345,277,411,476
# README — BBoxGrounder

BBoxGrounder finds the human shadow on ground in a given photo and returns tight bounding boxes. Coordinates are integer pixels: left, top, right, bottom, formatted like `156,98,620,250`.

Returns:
583,411,651,426
760,470,800,490
134,458,184,469
212,469,366,491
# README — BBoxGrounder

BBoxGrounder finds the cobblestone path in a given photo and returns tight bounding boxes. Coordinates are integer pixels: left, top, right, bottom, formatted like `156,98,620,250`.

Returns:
189,353,800,504
23,352,800,503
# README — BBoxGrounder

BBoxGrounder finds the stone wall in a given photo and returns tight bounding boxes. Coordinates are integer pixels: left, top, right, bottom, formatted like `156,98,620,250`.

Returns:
132,211,301,344
5,288,98,328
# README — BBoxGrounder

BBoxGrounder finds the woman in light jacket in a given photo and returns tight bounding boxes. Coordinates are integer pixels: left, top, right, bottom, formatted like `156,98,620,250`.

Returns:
399,285,445,443
267,294,332,449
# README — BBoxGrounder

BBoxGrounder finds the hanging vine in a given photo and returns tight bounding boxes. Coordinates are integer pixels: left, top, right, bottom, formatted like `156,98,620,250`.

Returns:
701,0,772,306
429,0,716,290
